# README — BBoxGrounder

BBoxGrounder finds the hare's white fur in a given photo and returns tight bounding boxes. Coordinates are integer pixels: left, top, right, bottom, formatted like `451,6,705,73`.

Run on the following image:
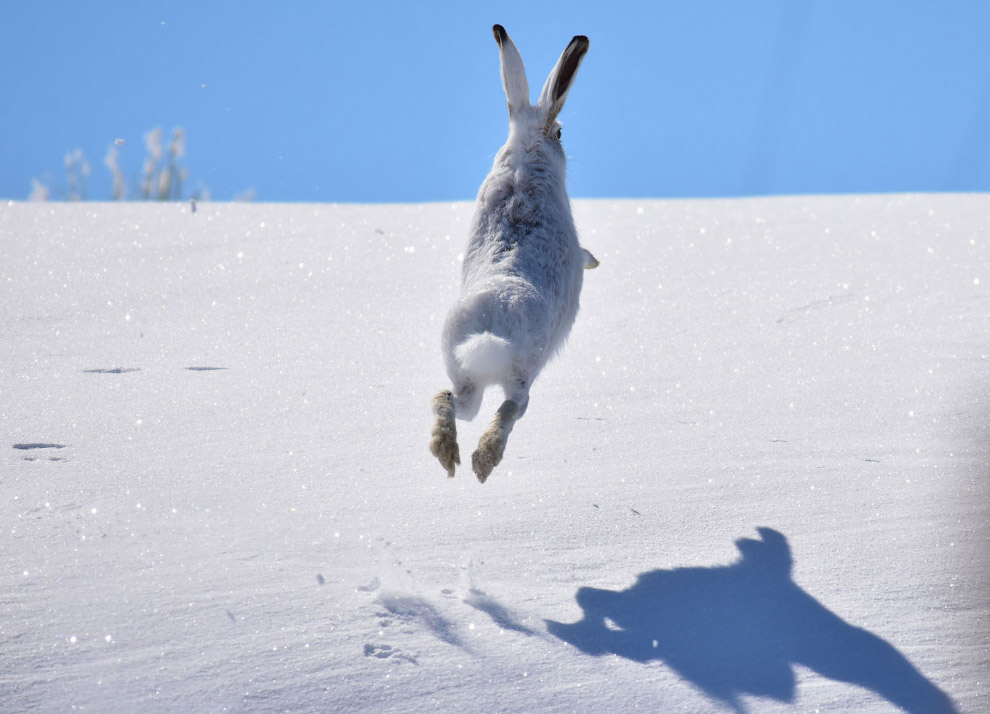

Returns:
430,25,596,483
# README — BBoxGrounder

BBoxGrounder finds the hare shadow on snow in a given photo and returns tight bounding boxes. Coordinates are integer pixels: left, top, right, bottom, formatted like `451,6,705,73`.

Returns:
546,528,957,714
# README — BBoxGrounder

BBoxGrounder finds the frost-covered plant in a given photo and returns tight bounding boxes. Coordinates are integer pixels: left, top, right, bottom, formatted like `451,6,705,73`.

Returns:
64,149,89,201
155,127,187,201
140,127,162,200
27,178,50,202
28,126,205,202
136,126,192,201
104,142,126,201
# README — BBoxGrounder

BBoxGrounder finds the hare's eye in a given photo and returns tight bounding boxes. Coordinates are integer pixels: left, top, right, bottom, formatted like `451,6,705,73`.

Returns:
555,127,562,140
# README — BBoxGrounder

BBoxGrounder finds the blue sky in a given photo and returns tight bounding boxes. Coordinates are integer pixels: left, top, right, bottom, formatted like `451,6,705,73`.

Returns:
3,1,989,202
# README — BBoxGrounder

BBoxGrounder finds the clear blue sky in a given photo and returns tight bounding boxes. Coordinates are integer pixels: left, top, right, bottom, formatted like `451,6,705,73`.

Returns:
3,1,989,202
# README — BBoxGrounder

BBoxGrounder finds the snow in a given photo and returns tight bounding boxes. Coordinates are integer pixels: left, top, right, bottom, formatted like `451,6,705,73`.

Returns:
1,195,987,713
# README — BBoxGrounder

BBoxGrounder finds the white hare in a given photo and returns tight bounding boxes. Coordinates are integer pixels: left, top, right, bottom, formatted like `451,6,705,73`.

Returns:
430,25,598,483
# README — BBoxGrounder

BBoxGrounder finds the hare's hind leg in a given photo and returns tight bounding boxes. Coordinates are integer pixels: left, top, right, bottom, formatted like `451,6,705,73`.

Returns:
472,395,525,484
430,390,459,477
430,382,481,477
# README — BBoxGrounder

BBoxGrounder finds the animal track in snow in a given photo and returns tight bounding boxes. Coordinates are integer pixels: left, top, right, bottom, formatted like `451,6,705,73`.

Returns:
357,577,380,592
377,592,465,648
82,367,229,374
776,293,855,325
13,443,66,462
363,643,418,665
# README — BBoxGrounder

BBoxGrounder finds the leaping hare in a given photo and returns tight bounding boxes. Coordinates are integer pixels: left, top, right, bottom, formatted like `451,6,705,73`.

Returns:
430,25,598,483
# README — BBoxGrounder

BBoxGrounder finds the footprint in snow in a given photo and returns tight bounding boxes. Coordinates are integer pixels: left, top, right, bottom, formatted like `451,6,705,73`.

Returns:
363,643,418,665
14,443,66,461
82,367,229,374
357,577,380,592
377,592,465,649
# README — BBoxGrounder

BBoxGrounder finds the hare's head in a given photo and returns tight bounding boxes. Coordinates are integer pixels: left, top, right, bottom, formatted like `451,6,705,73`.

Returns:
492,25,588,153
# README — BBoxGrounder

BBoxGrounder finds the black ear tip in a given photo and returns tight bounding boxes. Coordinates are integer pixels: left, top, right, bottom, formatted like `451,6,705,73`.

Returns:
493,24,507,43
573,35,590,51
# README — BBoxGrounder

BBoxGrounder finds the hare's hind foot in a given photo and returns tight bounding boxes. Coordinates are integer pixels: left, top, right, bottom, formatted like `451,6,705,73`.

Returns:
430,390,460,477
472,400,520,483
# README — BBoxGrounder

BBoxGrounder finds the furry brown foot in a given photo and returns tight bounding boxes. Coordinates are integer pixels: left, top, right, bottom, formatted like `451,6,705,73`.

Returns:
430,390,460,477
471,400,519,483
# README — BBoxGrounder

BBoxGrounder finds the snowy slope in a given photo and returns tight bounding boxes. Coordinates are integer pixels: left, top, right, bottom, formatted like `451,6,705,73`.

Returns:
1,196,987,713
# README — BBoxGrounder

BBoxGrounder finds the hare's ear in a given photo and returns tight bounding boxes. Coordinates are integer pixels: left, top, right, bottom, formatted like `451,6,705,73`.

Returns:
493,25,530,116
538,34,589,124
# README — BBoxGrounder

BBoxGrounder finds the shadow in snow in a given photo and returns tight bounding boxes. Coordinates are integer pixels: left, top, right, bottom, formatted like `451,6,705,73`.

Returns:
464,588,535,635
546,527,956,714
83,367,140,374
378,592,465,649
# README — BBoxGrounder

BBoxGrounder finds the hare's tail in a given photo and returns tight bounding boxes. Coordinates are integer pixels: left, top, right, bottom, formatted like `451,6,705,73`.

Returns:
454,332,513,383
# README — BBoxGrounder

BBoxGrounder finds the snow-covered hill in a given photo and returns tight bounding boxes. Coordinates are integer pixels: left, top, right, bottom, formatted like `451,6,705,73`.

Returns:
1,196,987,713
